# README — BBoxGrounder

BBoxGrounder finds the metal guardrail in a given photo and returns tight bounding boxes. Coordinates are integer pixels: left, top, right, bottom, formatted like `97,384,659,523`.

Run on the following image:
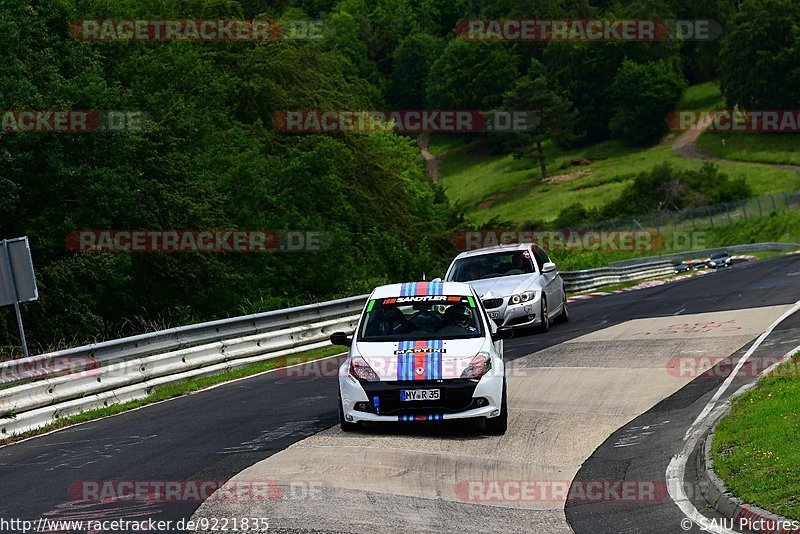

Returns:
561,261,675,293
0,314,360,436
3,241,795,437
0,294,369,389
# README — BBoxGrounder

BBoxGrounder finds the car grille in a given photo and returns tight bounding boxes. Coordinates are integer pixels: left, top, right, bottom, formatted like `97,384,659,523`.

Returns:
482,298,504,309
361,380,479,416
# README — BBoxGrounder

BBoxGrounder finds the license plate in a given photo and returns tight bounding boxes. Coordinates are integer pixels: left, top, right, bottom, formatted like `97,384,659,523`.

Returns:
401,389,440,401
488,311,502,319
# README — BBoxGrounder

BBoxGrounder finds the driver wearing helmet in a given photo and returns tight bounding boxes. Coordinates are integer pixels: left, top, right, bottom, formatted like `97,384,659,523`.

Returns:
370,305,412,336
443,304,478,333
511,252,532,273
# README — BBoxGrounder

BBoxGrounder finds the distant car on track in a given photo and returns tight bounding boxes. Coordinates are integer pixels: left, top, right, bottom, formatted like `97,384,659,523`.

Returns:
706,252,731,269
443,243,568,333
688,259,708,270
674,262,691,274
330,281,511,434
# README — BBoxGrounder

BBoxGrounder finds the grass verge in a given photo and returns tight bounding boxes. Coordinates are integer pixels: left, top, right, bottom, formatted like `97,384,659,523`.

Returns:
0,345,344,446
697,131,800,166
578,268,712,294
568,271,702,297
711,351,800,521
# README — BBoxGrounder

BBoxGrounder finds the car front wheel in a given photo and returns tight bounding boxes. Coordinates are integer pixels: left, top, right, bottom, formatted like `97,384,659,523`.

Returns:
555,287,569,323
485,382,507,435
536,297,550,333
338,393,360,432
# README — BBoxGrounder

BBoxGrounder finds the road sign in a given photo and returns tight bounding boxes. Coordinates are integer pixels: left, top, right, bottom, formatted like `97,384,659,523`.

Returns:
0,237,38,306
1,237,38,357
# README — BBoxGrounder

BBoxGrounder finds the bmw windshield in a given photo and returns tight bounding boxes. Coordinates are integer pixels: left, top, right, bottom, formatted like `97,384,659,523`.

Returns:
447,251,535,282
358,295,484,342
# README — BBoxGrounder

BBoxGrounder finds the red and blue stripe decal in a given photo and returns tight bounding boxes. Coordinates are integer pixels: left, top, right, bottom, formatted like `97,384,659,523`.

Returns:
396,340,444,381
398,414,444,422
400,281,444,296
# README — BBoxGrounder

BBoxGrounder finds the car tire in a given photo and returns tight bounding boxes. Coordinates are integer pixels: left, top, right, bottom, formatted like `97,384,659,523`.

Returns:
485,382,507,435
338,393,360,432
555,287,569,324
536,296,550,333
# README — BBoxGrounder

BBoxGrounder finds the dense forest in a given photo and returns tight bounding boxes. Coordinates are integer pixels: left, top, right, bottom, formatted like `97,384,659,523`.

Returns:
1,0,795,354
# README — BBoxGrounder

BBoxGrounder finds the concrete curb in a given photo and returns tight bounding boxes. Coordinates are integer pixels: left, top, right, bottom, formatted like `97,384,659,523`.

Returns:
696,413,800,533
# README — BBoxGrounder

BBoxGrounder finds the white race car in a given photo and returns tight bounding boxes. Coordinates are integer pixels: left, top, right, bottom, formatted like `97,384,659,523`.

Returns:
330,281,512,434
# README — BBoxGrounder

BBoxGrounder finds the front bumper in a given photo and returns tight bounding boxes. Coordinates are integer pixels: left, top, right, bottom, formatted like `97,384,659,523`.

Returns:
483,294,541,328
339,372,505,423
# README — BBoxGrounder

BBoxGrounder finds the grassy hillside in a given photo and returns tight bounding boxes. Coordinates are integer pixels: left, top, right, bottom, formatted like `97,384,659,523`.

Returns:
697,132,800,165
438,139,799,225
678,81,725,110
435,83,800,226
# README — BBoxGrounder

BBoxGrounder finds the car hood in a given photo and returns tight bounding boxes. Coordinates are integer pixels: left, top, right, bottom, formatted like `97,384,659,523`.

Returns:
354,338,489,381
465,274,534,299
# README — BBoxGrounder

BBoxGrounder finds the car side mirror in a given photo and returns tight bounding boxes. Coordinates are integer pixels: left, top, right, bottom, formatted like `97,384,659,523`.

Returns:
542,261,557,273
492,326,514,341
329,332,352,347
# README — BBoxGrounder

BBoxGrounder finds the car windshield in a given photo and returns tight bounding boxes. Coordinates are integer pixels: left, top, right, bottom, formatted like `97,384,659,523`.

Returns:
358,295,484,342
447,251,535,282
711,253,729,259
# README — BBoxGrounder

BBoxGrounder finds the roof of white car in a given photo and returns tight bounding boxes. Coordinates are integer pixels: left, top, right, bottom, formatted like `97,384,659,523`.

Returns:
453,242,532,260
371,281,474,299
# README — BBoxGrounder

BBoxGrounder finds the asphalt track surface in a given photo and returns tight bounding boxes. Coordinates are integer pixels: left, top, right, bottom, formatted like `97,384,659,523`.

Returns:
0,254,799,533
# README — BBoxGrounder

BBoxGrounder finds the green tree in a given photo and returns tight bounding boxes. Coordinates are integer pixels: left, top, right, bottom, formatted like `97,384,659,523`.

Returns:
425,40,518,110
0,0,460,354
544,40,627,143
720,0,800,109
501,59,579,180
390,33,444,108
609,60,685,146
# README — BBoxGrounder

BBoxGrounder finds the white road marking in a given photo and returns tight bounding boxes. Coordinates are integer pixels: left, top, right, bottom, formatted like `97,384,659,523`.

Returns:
667,298,800,533
613,420,670,448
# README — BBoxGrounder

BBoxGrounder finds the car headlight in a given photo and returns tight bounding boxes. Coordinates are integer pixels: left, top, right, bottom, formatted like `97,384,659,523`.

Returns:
349,355,379,381
509,290,537,304
461,352,492,379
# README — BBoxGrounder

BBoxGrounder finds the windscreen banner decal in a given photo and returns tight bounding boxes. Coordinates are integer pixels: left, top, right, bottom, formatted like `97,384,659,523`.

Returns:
400,281,444,296
384,295,462,304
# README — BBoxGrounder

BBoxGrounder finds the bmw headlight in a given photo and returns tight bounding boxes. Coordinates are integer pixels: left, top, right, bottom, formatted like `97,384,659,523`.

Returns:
509,290,537,305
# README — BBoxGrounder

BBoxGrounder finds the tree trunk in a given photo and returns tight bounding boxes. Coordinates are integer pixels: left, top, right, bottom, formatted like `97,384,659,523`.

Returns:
536,140,547,181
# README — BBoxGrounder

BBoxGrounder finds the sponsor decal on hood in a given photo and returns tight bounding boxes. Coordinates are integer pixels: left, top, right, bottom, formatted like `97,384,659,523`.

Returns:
355,338,487,380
